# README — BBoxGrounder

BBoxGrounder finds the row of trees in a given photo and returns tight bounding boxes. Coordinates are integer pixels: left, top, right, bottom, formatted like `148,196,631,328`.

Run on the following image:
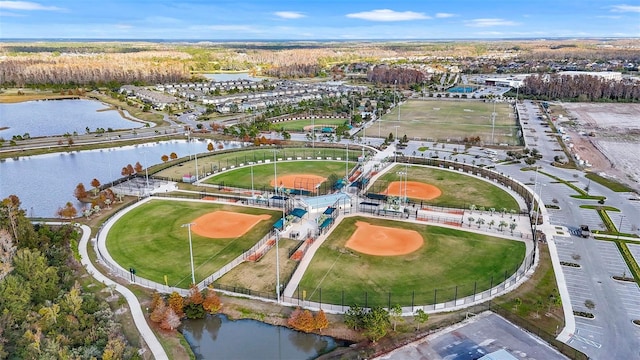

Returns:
367,65,427,86
521,74,640,102
287,308,329,333
0,195,137,358
344,305,429,342
148,285,222,331
263,64,323,78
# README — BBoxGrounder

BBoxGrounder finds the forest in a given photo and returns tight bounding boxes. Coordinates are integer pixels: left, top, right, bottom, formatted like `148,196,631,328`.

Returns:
520,74,640,102
0,195,139,359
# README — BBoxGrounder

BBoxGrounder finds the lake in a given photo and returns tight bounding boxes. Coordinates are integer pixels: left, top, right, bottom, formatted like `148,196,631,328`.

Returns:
0,139,245,217
0,99,143,139
181,314,342,360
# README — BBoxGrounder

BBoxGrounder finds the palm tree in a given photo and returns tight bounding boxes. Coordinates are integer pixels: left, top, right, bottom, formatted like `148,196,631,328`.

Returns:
488,220,495,229
498,221,508,232
476,218,485,228
467,217,474,228
469,204,477,213
509,222,517,234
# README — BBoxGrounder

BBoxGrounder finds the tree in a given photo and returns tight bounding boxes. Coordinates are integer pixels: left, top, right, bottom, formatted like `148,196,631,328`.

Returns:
160,307,181,330
134,162,143,173
170,152,178,160
56,202,77,219
467,217,474,227
498,220,508,231
390,304,403,331
414,309,429,330
314,310,329,333
168,291,184,318
202,287,222,313
90,178,101,196
150,297,167,323
469,204,476,213
161,154,169,163
12,248,59,304
488,220,495,229
345,304,365,330
363,307,390,342
73,183,87,200
509,222,517,234
187,284,204,305
126,164,134,175
207,143,214,152
476,217,485,229
514,297,522,311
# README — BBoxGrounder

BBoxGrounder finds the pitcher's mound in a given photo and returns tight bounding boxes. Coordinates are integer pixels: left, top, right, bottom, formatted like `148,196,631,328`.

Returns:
384,181,442,200
346,221,424,256
191,211,271,238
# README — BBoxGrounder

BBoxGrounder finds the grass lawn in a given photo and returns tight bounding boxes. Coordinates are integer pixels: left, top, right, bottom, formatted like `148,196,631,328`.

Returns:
370,165,520,210
106,199,282,288
585,172,634,192
154,147,359,180
216,238,300,296
271,118,348,132
204,160,352,191
297,216,525,307
375,99,518,145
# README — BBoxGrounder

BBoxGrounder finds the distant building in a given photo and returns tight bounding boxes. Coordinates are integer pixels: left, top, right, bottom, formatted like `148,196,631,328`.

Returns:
557,71,622,81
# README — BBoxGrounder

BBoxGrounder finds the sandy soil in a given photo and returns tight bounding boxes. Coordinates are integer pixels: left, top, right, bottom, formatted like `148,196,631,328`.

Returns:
270,174,326,191
559,102,640,192
191,211,271,238
384,181,442,200
345,221,424,256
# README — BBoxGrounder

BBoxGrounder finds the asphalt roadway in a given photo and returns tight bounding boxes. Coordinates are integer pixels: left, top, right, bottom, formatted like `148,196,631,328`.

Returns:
378,312,567,360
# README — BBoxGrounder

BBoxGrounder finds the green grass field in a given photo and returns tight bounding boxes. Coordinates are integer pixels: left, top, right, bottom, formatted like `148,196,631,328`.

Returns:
370,165,520,210
204,160,352,191
154,147,360,181
372,99,518,145
271,118,348,132
106,200,282,288
297,216,525,307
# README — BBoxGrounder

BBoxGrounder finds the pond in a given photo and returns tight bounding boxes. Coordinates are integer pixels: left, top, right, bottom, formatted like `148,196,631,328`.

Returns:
0,140,245,217
0,99,144,139
181,314,343,360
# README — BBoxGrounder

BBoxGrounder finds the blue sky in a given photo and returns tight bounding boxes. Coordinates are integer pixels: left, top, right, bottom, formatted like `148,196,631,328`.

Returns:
1,0,639,39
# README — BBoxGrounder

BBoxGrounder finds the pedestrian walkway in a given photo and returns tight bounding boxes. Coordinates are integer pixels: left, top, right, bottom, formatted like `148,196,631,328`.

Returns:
76,224,168,360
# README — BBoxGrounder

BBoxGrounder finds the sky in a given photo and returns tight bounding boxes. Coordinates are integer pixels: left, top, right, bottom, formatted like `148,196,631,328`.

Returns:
0,0,639,40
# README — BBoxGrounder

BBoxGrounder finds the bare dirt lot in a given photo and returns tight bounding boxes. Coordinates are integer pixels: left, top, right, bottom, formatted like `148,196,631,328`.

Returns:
559,102,640,191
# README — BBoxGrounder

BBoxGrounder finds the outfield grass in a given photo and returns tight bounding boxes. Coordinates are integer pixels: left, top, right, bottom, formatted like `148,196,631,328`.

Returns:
370,165,520,210
297,216,525,307
373,99,518,145
271,118,348,132
154,147,360,180
204,161,353,191
106,199,282,288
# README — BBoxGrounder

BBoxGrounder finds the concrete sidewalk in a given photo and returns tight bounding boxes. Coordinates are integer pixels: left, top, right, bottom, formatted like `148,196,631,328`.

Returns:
77,225,168,360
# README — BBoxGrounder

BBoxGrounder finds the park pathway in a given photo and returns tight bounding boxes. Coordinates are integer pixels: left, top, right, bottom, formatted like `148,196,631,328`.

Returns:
77,224,168,360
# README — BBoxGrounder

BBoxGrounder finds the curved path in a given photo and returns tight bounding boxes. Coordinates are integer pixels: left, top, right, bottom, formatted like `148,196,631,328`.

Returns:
77,224,168,360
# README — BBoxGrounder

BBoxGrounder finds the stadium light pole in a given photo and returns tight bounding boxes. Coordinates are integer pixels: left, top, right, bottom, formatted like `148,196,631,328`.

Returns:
617,215,625,240
142,150,150,195
181,223,196,286
491,99,497,145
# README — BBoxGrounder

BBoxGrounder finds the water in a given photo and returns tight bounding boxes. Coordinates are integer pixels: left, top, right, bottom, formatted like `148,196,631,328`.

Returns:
0,140,245,217
0,99,143,138
447,86,477,93
202,72,264,82
181,314,341,360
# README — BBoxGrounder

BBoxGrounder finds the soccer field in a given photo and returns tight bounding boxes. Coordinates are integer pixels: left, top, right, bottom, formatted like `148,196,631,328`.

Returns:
271,118,348,132
373,99,519,145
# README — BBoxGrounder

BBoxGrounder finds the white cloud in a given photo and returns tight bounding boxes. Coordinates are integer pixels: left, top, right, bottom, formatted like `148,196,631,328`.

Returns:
0,10,23,16
466,18,520,27
0,1,61,10
596,15,623,19
435,13,455,18
610,4,640,12
346,9,430,22
274,11,305,19
115,24,133,30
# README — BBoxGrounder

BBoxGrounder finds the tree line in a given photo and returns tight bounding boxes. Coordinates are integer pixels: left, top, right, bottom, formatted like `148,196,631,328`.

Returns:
520,74,640,102
367,65,426,86
0,195,138,358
